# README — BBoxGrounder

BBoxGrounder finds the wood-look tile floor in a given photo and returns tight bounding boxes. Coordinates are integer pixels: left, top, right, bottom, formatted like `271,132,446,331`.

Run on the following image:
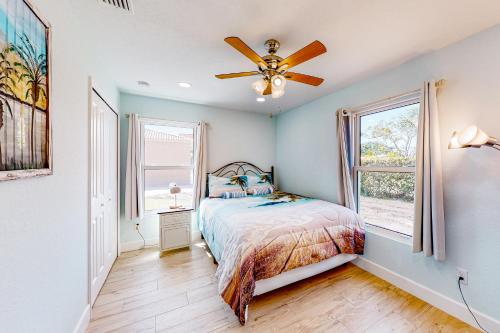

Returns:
87,242,478,333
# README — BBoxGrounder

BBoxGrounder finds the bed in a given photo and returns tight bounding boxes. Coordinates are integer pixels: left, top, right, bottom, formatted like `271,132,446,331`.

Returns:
198,162,365,324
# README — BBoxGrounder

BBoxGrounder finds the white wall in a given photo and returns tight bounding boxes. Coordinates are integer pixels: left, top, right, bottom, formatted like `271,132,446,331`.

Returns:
119,92,275,247
276,25,500,323
0,0,118,332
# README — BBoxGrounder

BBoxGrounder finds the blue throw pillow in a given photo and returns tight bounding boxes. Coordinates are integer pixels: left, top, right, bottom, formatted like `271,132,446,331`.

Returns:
221,191,248,199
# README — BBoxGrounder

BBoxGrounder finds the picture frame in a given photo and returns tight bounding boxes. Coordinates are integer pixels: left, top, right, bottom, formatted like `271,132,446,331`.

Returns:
0,0,52,181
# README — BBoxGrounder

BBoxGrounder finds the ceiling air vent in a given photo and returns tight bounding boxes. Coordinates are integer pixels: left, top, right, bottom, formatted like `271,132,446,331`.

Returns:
101,0,133,12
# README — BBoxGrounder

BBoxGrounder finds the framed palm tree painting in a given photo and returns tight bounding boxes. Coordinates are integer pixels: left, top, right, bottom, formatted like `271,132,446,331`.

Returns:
0,0,51,181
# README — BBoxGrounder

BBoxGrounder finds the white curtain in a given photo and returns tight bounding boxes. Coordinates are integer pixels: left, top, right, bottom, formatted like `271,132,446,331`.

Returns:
125,114,144,220
413,81,446,261
336,109,356,211
192,122,207,211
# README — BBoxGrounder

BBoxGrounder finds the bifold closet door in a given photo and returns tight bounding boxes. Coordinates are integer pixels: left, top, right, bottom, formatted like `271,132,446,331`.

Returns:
90,90,118,305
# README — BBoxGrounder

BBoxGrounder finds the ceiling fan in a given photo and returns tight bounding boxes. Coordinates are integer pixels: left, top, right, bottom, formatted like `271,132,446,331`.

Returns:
215,37,327,99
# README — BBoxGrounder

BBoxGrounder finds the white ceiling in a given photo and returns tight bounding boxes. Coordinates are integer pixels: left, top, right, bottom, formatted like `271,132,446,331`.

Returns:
79,0,500,113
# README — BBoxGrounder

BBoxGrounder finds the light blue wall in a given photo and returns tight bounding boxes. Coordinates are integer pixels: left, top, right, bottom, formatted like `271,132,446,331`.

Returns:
276,25,500,321
119,93,276,244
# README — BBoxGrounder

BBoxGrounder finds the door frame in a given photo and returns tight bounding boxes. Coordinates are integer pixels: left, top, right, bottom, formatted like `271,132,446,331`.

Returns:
87,77,121,309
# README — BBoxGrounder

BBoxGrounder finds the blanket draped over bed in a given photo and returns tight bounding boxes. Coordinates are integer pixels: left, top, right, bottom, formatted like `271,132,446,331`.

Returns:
198,192,365,324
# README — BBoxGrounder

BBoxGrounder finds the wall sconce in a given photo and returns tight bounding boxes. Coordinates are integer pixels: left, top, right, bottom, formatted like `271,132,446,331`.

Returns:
448,125,499,151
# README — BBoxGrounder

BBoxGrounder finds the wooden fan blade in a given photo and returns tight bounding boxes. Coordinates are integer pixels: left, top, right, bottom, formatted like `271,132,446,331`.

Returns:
278,40,326,69
215,71,260,79
285,72,324,86
225,37,266,66
263,82,272,95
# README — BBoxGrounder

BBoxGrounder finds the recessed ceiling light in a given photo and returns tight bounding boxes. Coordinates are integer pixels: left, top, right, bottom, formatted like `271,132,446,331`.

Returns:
178,82,192,88
137,80,150,87
256,97,265,103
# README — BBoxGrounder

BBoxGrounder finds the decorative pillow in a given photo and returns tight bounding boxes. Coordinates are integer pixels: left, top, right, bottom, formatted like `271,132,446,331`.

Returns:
247,173,273,186
252,186,274,196
208,174,248,198
247,173,274,194
221,191,248,199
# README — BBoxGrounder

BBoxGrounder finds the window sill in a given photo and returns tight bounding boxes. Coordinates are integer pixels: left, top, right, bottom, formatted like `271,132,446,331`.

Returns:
365,224,412,246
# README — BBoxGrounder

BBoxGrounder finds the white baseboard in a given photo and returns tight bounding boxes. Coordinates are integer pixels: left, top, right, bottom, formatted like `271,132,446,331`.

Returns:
120,237,159,252
354,257,499,332
121,231,202,253
72,304,90,333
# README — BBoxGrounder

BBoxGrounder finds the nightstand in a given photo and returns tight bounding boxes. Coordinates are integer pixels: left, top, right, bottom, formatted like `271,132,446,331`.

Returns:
158,208,193,253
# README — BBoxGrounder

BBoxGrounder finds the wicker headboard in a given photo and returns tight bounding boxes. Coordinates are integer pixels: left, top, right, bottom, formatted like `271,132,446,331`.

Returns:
205,162,274,197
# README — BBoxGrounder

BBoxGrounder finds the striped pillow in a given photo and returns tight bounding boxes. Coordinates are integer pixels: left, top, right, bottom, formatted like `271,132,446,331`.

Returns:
252,186,274,196
221,191,248,199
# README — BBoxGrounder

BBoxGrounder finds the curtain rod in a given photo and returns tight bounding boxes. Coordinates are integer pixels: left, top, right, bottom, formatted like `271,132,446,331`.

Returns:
124,114,197,122
343,79,446,115
123,114,208,127
435,79,447,89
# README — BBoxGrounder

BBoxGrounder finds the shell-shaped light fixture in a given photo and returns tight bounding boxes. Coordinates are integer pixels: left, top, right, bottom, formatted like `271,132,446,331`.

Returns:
449,125,497,149
457,125,496,146
448,131,465,149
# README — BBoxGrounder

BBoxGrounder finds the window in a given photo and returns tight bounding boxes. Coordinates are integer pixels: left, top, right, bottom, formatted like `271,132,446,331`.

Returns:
353,94,420,236
142,120,196,212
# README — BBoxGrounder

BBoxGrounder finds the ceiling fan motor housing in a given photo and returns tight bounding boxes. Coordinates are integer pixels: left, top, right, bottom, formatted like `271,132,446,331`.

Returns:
265,39,280,54
262,39,285,73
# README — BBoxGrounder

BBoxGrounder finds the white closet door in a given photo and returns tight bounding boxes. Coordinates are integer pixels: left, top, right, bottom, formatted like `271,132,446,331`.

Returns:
90,90,118,305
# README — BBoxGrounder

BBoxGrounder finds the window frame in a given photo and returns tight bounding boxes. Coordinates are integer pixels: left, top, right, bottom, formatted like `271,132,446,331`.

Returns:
350,91,421,238
140,118,198,214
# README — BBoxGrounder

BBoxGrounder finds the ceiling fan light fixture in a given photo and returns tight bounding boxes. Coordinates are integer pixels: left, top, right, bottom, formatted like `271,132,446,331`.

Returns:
271,74,286,99
272,75,286,88
272,88,285,99
252,78,268,95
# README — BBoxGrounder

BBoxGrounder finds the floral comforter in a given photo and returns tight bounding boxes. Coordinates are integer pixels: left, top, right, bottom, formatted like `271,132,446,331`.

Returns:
198,192,365,324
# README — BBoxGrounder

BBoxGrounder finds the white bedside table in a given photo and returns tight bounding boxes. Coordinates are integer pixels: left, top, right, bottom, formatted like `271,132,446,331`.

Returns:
158,208,193,253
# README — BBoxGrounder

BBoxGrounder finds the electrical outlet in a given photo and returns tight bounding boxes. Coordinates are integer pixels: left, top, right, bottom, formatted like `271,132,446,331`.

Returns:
135,223,140,231
457,267,468,285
